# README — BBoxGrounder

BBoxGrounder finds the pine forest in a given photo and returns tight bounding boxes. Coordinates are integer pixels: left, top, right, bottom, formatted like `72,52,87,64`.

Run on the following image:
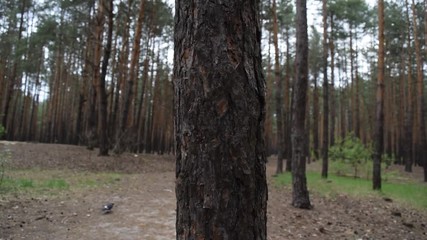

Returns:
1,0,427,239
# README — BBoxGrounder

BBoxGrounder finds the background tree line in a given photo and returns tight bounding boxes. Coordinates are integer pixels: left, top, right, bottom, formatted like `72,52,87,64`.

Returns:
0,0,426,181
0,0,174,155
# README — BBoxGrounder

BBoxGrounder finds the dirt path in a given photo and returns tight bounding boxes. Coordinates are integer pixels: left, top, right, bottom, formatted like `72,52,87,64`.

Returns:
1,142,426,239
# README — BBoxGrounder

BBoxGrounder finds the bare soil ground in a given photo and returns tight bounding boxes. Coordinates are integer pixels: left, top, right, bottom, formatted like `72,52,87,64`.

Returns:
0,141,426,240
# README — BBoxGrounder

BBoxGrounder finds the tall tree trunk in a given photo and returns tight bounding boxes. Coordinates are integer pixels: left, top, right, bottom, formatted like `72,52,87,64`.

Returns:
284,26,292,172
292,0,311,209
174,1,267,238
312,73,319,160
412,0,427,181
2,0,26,133
321,0,329,179
397,40,406,164
265,39,274,155
96,0,114,156
329,13,336,146
123,0,146,129
404,0,414,172
373,0,385,190
111,0,132,148
423,0,427,181
348,26,354,134
272,0,284,174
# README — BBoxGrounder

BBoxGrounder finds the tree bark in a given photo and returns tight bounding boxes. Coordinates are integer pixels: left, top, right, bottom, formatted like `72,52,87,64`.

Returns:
424,0,427,181
373,0,385,190
1,0,26,131
404,0,414,172
123,0,146,129
292,0,311,209
96,0,114,156
329,12,336,147
284,27,292,172
412,0,427,181
321,0,329,179
174,0,267,238
312,73,319,160
272,0,284,175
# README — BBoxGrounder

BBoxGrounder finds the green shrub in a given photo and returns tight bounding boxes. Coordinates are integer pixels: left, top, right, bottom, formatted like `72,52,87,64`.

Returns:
329,133,372,178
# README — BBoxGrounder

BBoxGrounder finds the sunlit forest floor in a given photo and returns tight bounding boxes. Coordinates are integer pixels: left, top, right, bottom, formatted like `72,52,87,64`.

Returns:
0,141,426,239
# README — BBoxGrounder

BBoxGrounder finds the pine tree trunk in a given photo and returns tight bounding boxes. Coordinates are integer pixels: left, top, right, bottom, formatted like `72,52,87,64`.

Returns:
96,0,114,156
373,0,385,190
329,13,336,147
423,0,427,181
174,1,267,238
272,0,284,174
404,0,414,172
321,0,329,179
312,74,319,160
292,0,311,209
123,0,145,129
412,0,427,181
264,25,274,156
1,0,26,132
284,27,292,172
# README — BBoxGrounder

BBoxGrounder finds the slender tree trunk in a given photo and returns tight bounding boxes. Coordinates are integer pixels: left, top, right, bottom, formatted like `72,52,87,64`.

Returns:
2,0,26,135
96,0,114,156
123,0,146,129
292,0,311,209
329,13,336,147
398,40,406,164
264,21,274,155
348,27,354,134
321,0,329,179
272,0,284,174
373,0,385,190
312,73,319,160
404,0,414,172
174,1,267,238
284,27,292,172
423,0,427,181
411,0,427,181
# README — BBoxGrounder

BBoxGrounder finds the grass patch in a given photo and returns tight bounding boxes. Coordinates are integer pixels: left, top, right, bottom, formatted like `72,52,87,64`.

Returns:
42,179,69,189
274,171,427,210
0,169,122,196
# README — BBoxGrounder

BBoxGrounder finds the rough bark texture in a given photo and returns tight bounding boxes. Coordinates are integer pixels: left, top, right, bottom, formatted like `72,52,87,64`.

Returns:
424,0,427,182
291,0,311,209
373,0,385,190
174,0,267,239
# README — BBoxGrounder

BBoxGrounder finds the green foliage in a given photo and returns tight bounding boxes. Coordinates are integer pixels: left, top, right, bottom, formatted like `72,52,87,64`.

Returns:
329,133,372,178
0,124,5,138
274,172,427,210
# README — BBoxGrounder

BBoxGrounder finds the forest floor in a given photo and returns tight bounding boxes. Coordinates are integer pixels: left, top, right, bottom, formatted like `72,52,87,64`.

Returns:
0,141,426,240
